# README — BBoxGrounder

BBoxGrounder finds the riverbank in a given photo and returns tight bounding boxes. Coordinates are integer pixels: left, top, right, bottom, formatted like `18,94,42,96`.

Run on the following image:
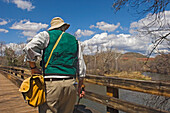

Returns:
104,71,151,80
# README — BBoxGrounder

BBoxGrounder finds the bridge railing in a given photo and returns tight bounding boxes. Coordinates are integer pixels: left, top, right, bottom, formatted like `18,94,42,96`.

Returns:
0,66,170,113
85,74,170,113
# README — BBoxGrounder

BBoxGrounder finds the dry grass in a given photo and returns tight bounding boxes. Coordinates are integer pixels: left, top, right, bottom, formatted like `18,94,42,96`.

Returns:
104,71,151,80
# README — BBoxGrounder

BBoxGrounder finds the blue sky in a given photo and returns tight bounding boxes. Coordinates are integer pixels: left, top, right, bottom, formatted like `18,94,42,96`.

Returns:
0,0,170,55
0,0,137,42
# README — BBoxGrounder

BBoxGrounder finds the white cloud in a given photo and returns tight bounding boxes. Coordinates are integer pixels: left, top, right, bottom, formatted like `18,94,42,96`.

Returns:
155,49,170,54
89,25,95,28
0,18,8,25
22,31,37,37
10,19,48,31
4,0,35,11
90,21,120,32
82,32,150,54
146,43,170,56
129,10,170,55
75,29,95,38
82,31,168,55
13,0,35,11
0,29,9,33
10,19,48,37
81,11,170,55
130,11,170,36
83,32,109,46
81,31,170,56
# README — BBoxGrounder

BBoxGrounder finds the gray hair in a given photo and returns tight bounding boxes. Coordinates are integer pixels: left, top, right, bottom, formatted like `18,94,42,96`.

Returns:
54,24,68,31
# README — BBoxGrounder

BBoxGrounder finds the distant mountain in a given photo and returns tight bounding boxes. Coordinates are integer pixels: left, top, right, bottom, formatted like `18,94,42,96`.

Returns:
121,52,147,58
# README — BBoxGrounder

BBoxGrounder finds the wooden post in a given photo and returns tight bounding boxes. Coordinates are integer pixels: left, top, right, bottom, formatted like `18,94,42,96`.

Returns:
21,70,24,79
10,68,13,74
107,86,119,113
15,69,17,76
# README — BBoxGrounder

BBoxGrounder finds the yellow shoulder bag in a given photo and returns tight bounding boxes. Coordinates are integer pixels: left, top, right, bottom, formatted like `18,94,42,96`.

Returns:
19,74,46,107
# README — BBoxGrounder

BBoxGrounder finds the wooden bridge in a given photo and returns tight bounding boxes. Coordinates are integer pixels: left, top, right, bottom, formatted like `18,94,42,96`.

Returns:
0,70,37,113
0,66,170,113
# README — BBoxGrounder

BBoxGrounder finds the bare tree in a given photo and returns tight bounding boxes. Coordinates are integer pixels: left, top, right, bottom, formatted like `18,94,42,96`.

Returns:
0,41,5,56
136,13,170,63
113,0,169,15
4,48,17,66
114,48,122,71
112,1,170,109
113,0,170,63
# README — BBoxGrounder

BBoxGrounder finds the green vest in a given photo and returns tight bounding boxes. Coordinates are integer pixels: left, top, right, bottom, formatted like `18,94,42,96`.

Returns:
43,30,78,76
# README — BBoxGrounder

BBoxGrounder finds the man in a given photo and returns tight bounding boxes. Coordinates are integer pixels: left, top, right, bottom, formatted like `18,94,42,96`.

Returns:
23,17,86,113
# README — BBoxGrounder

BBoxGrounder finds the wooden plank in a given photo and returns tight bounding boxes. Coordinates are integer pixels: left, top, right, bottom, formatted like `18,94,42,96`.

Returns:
85,74,170,97
85,91,169,113
0,73,38,113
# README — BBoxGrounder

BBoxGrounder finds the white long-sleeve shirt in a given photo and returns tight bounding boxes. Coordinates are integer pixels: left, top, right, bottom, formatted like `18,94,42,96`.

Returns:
23,31,86,78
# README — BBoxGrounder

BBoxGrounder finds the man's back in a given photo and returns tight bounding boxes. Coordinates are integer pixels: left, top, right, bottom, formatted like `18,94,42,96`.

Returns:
43,30,78,76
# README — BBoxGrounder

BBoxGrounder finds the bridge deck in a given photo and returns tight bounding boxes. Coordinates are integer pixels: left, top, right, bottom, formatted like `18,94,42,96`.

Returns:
0,73,38,113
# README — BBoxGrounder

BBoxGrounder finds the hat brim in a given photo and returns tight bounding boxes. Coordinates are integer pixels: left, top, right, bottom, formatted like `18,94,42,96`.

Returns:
48,23,70,31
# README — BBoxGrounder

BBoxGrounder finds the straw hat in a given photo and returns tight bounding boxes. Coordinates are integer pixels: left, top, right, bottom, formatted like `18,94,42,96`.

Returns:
48,17,70,31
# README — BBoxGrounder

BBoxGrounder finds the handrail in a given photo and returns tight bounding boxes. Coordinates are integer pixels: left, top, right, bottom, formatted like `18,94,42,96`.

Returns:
85,91,169,113
85,74,170,97
0,66,170,113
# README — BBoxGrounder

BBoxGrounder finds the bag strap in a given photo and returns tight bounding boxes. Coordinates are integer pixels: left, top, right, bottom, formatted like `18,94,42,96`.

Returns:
45,32,64,68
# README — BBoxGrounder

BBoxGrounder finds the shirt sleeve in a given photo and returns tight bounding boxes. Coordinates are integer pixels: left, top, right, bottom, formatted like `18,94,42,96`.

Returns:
78,41,86,78
23,31,49,62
